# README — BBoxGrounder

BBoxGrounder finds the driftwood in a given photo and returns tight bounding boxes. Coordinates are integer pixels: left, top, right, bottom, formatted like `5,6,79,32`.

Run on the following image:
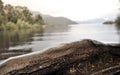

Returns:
92,65,120,75
0,39,119,75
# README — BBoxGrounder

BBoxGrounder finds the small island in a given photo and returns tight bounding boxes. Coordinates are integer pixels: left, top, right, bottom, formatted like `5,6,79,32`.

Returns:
103,21,114,24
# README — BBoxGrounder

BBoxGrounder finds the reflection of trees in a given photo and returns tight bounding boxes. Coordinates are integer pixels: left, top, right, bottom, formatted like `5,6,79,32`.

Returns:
44,25,70,33
115,25,120,43
0,28,44,50
115,24,120,30
0,27,44,60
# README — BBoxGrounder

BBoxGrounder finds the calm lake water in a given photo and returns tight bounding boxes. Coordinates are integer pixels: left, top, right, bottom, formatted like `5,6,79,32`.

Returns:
0,23,120,52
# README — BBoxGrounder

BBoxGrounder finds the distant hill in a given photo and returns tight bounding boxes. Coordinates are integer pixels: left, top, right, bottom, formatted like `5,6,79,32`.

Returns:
32,11,77,25
77,18,105,24
77,13,117,24
42,15,77,25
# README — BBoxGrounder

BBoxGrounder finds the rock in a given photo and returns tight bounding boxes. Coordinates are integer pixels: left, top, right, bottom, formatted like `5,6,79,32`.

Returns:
0,39,119,75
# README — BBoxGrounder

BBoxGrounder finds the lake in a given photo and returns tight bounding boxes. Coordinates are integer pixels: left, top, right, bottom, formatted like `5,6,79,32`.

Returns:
0,23,120,53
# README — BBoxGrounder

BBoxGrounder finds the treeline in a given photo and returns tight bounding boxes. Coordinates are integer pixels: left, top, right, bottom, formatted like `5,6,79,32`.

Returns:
0,0,44,31
115,16,120,25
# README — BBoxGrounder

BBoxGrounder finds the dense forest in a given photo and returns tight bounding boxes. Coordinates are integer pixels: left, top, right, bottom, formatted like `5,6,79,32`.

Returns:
0,0,44,31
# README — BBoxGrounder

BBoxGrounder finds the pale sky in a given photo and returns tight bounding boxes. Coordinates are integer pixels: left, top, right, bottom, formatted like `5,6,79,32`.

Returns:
2,0,120,21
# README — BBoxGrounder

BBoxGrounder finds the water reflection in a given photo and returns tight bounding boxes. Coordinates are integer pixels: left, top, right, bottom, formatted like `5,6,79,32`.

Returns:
0,28,44,60
115,24,120,42
0,30,32,50
0,24,120,60
0,25,70,60
44,25,70,33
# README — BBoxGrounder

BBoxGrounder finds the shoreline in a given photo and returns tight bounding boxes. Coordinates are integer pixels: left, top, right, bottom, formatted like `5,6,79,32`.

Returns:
0,39,119,75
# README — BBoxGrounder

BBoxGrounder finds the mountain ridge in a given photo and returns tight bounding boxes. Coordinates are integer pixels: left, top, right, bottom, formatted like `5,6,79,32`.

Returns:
32,11,77,25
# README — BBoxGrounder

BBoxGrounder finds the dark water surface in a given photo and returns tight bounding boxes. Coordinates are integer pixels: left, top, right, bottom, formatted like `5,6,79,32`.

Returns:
0,23,120,52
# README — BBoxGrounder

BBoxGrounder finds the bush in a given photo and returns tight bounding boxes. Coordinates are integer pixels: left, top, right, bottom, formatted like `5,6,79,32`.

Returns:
0,24,5,31
16,19,32,29
6,22,17,30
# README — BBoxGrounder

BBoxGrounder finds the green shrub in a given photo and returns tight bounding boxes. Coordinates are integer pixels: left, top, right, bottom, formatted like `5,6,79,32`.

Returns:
0,24,5,31
16,19,32,29
6,22,17,30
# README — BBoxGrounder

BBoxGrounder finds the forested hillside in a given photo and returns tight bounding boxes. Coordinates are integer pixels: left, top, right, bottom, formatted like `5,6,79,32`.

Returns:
42,15,77,25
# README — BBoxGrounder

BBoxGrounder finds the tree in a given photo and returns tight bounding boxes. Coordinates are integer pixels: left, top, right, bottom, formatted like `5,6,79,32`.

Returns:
0,0,4,15
0,13,3,25
0,0,3,10
115,16,120,25
0,1,44,31
31,14,44,24
14,6,32,22
22,7,32,21
115,1,120,25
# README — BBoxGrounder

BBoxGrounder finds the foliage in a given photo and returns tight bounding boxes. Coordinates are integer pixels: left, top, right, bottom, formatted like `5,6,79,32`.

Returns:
32,14,44,24
0,13,3,25
17,19,32,29
103,21,114,24
0,0,44,31
0,0,4,15
0,24,5,31
115,16,120,25
6,22,17,30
